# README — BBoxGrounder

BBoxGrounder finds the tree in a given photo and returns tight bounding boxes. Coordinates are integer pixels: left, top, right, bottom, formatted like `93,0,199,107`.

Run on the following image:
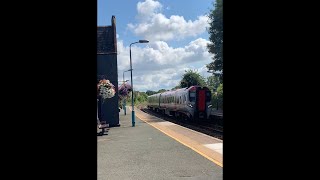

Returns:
216,83,223,109
179,70,207,88
127,91,148,105
157,89,167,93
211,83,223,110
171,85,181,90
207,75,221,92
146,90,157,96
206,0,223,82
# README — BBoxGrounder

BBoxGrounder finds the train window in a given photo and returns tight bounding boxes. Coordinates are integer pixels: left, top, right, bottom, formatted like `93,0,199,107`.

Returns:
206,92,211,102
189,92,196,102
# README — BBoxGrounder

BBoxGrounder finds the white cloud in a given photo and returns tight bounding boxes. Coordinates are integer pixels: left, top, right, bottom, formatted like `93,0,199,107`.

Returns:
128,0,209,41
117,38,213,91
117,0,213,91
137,0,162,20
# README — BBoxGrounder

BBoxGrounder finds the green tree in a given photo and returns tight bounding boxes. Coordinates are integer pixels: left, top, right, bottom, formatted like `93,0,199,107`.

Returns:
146,90,157,96
217,83,223,109
207,75,221,92
171,85,181,90
206,0,223,82
179,70,207,88
211,83,223,110
157,89,167,93
127,91,148,105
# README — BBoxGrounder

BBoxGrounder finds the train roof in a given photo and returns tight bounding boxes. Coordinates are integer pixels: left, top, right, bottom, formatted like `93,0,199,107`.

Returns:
147,86,208,98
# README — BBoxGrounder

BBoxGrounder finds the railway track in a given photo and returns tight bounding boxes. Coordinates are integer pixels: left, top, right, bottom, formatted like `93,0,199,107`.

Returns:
140,108,223,140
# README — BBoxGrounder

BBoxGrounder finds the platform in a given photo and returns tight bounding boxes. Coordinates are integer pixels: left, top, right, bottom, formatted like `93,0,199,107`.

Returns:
97,108,223,180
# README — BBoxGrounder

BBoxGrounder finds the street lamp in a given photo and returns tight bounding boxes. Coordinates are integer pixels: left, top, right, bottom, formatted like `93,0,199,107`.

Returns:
121,70,131,116
123,70,130,83
119,80,129,115
117,70,131,116
130,40,149,127
118,80,129,83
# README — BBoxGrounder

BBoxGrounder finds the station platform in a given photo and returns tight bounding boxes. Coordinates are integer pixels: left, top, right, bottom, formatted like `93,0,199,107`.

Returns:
98,107,223,180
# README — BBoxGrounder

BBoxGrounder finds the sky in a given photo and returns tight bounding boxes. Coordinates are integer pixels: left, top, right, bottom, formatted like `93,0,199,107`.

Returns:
98,0,215,92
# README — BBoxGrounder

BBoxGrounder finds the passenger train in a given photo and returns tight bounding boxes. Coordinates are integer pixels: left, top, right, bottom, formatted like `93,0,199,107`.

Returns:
147,86,212,121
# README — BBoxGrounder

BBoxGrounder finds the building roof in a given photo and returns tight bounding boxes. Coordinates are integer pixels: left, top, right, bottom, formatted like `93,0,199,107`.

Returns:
97,16,117,54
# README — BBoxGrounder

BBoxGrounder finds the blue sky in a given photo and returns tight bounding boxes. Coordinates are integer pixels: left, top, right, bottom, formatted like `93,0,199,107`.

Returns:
98,0,216,92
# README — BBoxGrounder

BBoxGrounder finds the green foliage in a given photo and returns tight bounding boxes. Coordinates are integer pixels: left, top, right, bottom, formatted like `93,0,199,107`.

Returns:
157,89,167,93
207,75,220,92
171,85,181,90
146,90,157,96
206,0,223,82
211,83,223,109
126,91,148,105
179,70,207,88
217,83,223,95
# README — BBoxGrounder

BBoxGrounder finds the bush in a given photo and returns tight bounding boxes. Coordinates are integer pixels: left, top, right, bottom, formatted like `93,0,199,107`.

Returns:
211,83,223,110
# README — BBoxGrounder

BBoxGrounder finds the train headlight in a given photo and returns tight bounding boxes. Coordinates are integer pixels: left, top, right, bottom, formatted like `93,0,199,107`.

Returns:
208,105,212,108
188,104,193,108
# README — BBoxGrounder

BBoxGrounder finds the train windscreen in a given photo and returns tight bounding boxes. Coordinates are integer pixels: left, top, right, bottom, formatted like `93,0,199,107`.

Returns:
206,91,211,102
189,91,196,102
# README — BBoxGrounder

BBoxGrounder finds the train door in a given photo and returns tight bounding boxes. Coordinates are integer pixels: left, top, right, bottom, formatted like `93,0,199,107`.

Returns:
189,86,209,120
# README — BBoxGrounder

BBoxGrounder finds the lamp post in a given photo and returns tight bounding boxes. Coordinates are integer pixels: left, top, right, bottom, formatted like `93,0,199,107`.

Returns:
121,70,130,116
130,40,149,127
123,70,130,83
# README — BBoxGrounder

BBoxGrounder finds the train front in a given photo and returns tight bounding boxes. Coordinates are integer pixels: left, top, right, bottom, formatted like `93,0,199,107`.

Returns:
188,86,211,120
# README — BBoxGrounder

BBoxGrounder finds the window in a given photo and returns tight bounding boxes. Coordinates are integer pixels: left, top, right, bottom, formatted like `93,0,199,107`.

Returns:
189,92,196,102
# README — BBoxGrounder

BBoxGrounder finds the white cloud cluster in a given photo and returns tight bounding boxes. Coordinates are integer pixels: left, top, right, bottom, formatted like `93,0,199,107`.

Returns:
137,0,162,19
127,0,209,41
117,38,213,91
116,0,213,91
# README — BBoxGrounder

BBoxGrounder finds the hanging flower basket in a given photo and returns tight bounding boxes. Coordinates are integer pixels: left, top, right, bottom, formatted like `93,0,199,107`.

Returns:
97,79,116,101
118,83,132,100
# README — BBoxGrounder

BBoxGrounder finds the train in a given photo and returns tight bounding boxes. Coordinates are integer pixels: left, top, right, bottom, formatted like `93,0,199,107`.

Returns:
147,86,212,121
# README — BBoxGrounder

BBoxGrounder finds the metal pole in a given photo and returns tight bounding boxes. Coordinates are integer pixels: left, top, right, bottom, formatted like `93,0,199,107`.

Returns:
97,99,99,123
123,99,126,115
130,43,135,126
129,40,149,127
122,71,127,115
